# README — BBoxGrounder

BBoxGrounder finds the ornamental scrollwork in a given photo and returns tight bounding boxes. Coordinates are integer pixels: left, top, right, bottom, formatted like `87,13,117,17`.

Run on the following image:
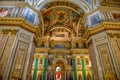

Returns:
108,32,120,38
2,29,18,35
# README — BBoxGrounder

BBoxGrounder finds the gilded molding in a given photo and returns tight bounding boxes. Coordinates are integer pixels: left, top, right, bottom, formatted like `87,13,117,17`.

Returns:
0,17,40,38
84,6,120,17
108,32,120,38
35,48,50,53
2,29,18,35
83,22,120,40
0,1,39,13
71,49,89,54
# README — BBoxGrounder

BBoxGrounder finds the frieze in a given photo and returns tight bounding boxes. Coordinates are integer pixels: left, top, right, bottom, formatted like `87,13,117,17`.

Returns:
54,51,67,58
108,33,120,38
0,18,40,38
2,29,18,35
84,22,120,40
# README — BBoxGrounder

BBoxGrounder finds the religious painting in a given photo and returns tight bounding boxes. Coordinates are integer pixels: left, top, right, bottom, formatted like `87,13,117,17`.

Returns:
85,58,89,65
0,7,14,17
90,13,101,26
25,9,35,23
77,59,81,65
39,59,43,64
88,11,102,27
48,58,53,65
47,72,54,80
0,7,8,17
66,71,73,80
43,7,80,35
56,67,61,80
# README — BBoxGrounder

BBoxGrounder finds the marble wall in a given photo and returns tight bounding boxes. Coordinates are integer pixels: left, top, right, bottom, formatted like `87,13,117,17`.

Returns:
87,31,119,80
0,26,35,80
88,43,99,80
0,27,18,80
107,30,120,79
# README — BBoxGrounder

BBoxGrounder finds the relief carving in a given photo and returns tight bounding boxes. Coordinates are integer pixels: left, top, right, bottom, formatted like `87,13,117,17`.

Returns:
2,29,18,35
11,41,29,78
98,44,114,74
108,32,120,38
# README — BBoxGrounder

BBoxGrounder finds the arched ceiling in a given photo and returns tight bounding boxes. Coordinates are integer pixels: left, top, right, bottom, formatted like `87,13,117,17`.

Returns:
43,6,81,36
24,0,99,36
25,0,100,13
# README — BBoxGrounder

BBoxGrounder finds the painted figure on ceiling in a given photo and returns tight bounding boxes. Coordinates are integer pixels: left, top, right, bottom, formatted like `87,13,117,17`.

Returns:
0,8,8,17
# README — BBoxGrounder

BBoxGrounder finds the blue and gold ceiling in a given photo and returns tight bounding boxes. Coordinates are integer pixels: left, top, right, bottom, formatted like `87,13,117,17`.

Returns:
25,0,99,13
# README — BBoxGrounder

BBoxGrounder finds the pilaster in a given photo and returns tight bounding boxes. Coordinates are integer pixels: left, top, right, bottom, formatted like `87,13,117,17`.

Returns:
84,22,120,80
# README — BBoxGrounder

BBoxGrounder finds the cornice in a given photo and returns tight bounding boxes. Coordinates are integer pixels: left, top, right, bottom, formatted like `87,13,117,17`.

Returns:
0,1,39,14
0,17,40,38
83,6,120,20
35,48,50,53
71,49,89,54
83,22,120,40
35,47,88,54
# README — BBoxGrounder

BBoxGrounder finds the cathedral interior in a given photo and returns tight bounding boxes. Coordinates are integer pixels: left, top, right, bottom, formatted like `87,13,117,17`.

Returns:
0,0,120,80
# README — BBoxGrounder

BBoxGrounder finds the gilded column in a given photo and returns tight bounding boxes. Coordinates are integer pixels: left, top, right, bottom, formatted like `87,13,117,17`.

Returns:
32,58,39,80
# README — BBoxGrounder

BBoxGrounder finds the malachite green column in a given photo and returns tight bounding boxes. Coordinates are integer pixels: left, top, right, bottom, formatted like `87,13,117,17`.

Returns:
33,58,39,80
81,59,87,80
73,59,77,80
43,58,47,80
92,71,94,80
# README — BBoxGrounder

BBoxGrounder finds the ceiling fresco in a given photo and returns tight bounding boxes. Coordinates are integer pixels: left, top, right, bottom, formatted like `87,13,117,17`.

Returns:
43,7,81,36
43,1,83,13
25,0,99,13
